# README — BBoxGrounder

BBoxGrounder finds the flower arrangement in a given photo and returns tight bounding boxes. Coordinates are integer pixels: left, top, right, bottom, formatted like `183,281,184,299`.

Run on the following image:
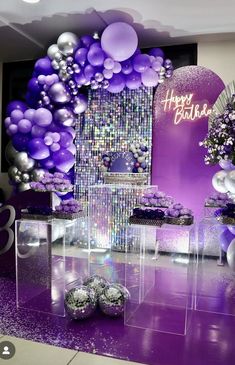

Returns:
165,203,193,219
30,172,73,192
205,192,232,207
140,187,174,207
200,98,235,165
55,199,82,214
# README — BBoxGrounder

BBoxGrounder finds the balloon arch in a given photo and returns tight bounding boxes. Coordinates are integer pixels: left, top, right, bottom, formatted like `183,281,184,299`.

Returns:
4,22,173,192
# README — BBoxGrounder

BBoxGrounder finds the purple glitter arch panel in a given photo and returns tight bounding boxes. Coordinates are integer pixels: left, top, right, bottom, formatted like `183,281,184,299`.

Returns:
152,66,225,218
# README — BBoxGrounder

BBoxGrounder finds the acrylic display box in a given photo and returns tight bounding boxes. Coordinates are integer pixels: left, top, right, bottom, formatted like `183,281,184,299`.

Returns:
15,216,89,317
195,218,235,316
124,222,196,335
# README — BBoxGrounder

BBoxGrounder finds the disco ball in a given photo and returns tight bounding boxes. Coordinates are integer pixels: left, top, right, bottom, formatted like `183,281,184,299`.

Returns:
99,283,130,317
64,285,97,320
83,274,109,296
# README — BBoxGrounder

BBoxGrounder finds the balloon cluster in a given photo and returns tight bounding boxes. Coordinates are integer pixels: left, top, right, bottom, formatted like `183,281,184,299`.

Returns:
64,275,130,320
129,142,149,173
212,168,235,201
5,22,173,191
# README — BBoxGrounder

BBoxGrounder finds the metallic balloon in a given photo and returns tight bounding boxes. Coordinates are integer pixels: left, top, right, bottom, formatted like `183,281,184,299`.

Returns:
227,239,235,272
51,60,60,70
5,141,18,164
212,170,228,193
98,283,130,317
14,152,35,172
83,275,109,296
30,168,46,182
21,172,30,183
18,182,31,192
57,32,79,56
64,285,97,320
8,166,19,180
47,44,60,59
48,82,71,104
54,108,75,127
225,170,235,194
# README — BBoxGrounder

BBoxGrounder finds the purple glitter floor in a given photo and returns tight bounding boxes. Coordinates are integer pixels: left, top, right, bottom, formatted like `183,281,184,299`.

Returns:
1,260,235,365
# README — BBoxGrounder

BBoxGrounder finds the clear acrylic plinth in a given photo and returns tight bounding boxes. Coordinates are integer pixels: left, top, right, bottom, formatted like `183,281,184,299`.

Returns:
196,218,235,316
125,223,196,335
16,217,89,317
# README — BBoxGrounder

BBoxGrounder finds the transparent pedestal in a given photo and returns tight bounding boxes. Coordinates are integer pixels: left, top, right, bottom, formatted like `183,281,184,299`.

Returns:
195,218,235,316
125,223,196,335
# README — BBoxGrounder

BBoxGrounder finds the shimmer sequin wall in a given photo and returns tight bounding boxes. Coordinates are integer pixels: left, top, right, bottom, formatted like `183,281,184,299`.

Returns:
74,87,153,198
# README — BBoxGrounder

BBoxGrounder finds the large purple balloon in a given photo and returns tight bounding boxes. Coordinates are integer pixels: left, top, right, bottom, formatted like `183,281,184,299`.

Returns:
48,82,71,104
141,68,159,87
81,35,94,48
101,22,138,62
34,108,53,127
74,48,88,67
73,94,88,114
28,138,50,160
34,57,54,76
39,157,55,170
27,77,41,96
87,47,105,66
12,133,30,151
133,54,151,73
53,149,75,173
18,119,32,134
6,101,27,116
74,72,88,86
107,74,125,93
220,229,235,252
59,131,73,148
125,71,142,90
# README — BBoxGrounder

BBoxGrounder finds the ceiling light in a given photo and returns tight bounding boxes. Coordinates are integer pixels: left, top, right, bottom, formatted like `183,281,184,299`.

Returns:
22,0,41,4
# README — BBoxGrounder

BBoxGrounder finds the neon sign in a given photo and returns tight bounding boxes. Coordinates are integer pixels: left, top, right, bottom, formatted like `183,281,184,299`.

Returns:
161,89,212,125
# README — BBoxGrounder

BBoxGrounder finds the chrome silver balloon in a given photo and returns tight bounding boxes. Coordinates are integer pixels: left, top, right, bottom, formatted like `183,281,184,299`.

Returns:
212,170,228,193
54,107,75,127
30,168,46,182
14,152,35,172
51,60,60,70
5,141,18,164
57,32,79,56
47,44,60,60
8,166,19,181
21,172,30,183
225,170,235,194
227,239,235,272
64,285,97,320
18,182,31,192
48,82,71,104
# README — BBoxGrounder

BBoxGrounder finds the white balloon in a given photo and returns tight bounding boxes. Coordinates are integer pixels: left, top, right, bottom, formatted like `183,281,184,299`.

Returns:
47,44,60,60
227,239,235,272
212,170,228,193
224,170,235,194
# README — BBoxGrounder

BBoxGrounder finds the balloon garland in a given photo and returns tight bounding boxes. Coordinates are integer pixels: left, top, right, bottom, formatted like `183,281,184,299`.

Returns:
4,22,173,192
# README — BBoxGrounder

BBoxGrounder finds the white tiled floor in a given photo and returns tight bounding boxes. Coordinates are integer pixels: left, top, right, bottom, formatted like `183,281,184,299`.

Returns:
0,335,145,365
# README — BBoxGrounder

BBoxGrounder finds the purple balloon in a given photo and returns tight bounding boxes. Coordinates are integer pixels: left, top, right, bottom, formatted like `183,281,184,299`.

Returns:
74,48,88,67
54,107,75,127
31,125,46,138
101,22,138,62
141,68,159,87
81,35,94,48
52,132,61,143
50,142,60,152
48,82,71,104
6,100,28,116
4,117,11,128
24,109,35,122
74,72,88,86
133,54,151,73
66,127,76,139
59,131,73,148
121,59,133,75
220,229,235,252
84,64,95,80
228,226,235,235
107,74,125,93
28,138,50,160
44,135,53,146
67,143,76,155
10,110,24,124
34,57,54,76
125,71,142,90
27,77,41,95
39,157,55,170
104,58,115,70
8,124,18,135
219,159,233,170
73,94,88,114
34,108,53,127
18,119,32,134
87,47,105,66
53,148,75,173
12,133,30,151
103,69,113,80
149,48,165,58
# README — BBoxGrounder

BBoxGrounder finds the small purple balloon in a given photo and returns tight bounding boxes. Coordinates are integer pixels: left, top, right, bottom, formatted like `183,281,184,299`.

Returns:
228,226,235,235
31,125,46,138
149,48,165,58
84,64,95,80
104,58,115,70
133,54,151,73
18,119,32,134
34,57,54,76
121,59,133,75
8,124,18,135
10,110,24,124
74,48,88,67
87,47,105,67
107,74,125,93
59,131,73,148
6,100,28,116
53,148,75,173
81,35,94,48
125,71,142,90
24,109,35,122
44,135,53,146
50,142,61,152
34,108,53,127
4,117,11,128
28,138,50,160
74,72,88,86
52,132,60,143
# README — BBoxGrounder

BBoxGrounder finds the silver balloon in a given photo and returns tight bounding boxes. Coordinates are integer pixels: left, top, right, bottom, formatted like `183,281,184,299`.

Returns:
57,32,79,56
47,44,60,60
212,170,228,193
14,152,35,172
54,108,75,127
59,69,70,82
18,182,30,192
5,141,18,164
64,286,97,320
227,239,235,272
225,170,235,194
98,283,130,317
48,82,71,104
31,168,46,182
83,275,109,296
8,166,19,181
21,173,30,183
51,60,60,70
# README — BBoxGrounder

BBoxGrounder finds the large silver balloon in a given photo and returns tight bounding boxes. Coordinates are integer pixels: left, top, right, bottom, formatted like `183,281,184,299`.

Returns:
73,94,88,114
212,170,228,193
227,239,235,272
54,108,75,127
98,283,130,317
18,182,31,192
225,170,235,194
57,32,79,56
83,275,109,296
8,166,19,181
64,286,97,320
14,152,35,172
31,168,46,182
5,141,18,164
48,82,71,104
47,44,60,60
